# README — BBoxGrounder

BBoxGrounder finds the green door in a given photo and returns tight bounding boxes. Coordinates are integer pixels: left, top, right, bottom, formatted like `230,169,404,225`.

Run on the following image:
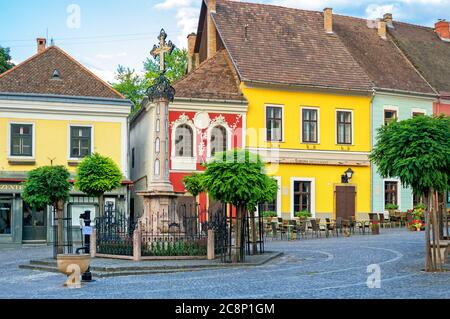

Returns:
23,202,47,242
0,199,12,235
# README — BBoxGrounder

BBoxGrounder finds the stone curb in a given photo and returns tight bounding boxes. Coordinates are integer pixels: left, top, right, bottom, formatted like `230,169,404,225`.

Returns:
19,252,283,278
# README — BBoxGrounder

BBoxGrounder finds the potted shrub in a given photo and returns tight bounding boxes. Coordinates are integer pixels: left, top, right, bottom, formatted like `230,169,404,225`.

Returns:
261,211,277,223
295,210,311,220
411,204,426,231
385,203,399,216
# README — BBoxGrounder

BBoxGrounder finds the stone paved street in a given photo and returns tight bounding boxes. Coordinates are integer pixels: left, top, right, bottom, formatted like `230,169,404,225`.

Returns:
1,228,450,299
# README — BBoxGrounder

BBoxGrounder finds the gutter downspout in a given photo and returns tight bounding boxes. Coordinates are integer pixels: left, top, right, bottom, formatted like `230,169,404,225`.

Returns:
370,88,376,216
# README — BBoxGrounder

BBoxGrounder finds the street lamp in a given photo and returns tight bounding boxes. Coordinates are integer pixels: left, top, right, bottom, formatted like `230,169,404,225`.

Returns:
341,168,354,183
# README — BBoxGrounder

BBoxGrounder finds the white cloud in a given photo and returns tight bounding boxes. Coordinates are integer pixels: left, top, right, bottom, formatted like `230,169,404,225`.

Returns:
154,0,199,48
95,52,128,60
271,0,353,10
365,4,402,20
155,0,196,10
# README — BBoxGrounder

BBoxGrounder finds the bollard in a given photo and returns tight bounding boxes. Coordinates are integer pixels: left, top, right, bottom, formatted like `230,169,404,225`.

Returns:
207,230,215,260
90,229,96,258
133,228,141,261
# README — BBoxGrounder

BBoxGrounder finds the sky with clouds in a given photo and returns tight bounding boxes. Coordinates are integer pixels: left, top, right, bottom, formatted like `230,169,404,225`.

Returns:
0,0,449,83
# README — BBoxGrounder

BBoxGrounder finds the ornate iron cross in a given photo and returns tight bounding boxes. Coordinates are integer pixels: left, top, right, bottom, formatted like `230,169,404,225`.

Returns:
151,29,175,73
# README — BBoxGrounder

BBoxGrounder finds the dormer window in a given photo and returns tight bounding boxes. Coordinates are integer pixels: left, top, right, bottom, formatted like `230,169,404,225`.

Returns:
51,69,61,80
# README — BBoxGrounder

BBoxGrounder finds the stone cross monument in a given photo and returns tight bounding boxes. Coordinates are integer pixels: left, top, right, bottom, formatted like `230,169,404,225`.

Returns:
137,29,179,234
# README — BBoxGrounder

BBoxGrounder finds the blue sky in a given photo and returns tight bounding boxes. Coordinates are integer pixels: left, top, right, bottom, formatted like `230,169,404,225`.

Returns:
1,0,449,83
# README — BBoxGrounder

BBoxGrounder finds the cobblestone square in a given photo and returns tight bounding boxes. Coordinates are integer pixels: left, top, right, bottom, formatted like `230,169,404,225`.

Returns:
1,229,449,299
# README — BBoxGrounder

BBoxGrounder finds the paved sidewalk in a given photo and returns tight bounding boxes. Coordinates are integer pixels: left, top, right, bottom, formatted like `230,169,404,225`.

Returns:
1,228,450,299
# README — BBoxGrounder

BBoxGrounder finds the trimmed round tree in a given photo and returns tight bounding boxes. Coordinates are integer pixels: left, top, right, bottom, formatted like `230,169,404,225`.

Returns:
75,153,123,216
22,166,71,254
370,115,450,271
201,149,277,262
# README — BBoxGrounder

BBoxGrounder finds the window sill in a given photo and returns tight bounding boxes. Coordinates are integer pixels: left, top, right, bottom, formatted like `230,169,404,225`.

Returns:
172,157,196,171
8,157,36,165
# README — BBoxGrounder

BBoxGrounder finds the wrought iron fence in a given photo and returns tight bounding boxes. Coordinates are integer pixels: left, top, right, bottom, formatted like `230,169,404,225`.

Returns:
140,204,208,257
95,203,135,256
52,206,74,259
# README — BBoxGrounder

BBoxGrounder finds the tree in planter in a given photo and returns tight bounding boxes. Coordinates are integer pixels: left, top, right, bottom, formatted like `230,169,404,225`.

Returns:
22,166,71,255
75,153,123,216
370,115,450,271
201,149,277,262
183,173,205,214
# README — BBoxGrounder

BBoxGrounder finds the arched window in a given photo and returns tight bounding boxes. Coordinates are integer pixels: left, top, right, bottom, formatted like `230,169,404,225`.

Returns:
155,138,160,154
175,124,193,157
154,159,160,176
210,125,227,156
156,119,160,132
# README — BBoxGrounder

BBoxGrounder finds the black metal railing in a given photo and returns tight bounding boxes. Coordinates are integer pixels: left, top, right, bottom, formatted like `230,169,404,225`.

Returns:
52,205,73,259
95,203,135,256
140,204,208,257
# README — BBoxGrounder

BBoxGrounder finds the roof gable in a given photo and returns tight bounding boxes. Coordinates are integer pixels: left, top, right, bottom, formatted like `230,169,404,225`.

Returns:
173,49,245,101
212,1,373,92
333,15,435,95
0,46,124,99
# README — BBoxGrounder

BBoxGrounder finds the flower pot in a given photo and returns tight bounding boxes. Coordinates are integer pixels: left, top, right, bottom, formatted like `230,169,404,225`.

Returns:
57,254,90,275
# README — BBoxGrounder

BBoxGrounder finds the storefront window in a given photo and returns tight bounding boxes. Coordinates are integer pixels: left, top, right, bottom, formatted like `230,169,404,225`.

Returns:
0,199,12,235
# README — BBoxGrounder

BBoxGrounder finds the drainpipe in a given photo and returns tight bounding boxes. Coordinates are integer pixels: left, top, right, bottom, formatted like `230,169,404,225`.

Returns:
370,88,376,216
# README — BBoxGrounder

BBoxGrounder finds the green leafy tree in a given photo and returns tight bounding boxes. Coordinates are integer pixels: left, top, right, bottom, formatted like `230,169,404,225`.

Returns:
22,166,71,254
144,47,188,85
370,115,450,271
111,65,147,111
0,46,14,74
201,149,277,262
183,173,205,198
112,48,187,113
75,153,123,216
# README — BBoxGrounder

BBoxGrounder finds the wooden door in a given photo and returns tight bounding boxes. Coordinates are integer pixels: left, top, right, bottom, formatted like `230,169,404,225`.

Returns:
335,186,356,219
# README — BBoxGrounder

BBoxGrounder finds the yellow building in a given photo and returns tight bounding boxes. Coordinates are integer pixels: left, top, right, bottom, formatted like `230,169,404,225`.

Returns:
0,39,131,244
187,0,373,220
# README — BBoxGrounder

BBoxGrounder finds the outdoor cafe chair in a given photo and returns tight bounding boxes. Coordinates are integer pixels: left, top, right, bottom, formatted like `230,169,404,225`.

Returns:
310,218,323,238
325,218,338,237
295,220,307,240
379,213,391,228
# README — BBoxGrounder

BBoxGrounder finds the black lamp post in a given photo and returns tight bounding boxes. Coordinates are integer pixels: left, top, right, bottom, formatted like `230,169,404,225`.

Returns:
341,168,354,183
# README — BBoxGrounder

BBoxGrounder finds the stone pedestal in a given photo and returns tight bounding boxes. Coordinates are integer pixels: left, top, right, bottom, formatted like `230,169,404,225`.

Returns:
137,190,180,235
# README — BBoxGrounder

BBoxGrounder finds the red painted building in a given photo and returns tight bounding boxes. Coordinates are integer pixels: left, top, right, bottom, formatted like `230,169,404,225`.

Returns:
169,45,248,213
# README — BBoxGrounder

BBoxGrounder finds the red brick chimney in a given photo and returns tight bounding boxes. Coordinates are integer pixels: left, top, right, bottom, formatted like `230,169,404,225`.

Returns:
187,33,197,73
435,19,450,41
37,38,47,53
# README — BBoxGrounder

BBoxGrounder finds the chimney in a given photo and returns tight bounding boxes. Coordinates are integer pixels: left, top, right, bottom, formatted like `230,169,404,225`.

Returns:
207,0,217,59
324,8,333,34
435,19,450,41
187,33,197,73
378,20,387,40
383,13,393,28
37,38,46,53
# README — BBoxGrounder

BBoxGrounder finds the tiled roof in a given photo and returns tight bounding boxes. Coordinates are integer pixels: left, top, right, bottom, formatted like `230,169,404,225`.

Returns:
388,21,450,95
173,49,245,102
0,46,124,99
333,15,435,95
212,1,373,92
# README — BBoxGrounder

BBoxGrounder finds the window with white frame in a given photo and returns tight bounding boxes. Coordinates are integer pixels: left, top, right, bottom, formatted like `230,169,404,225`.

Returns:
175,124,193,157
266,106,283,142
302,108,318,143
10,123,33,157
210,125,227,157
70,126,92,158
337,110,352,145
384,109,398,125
